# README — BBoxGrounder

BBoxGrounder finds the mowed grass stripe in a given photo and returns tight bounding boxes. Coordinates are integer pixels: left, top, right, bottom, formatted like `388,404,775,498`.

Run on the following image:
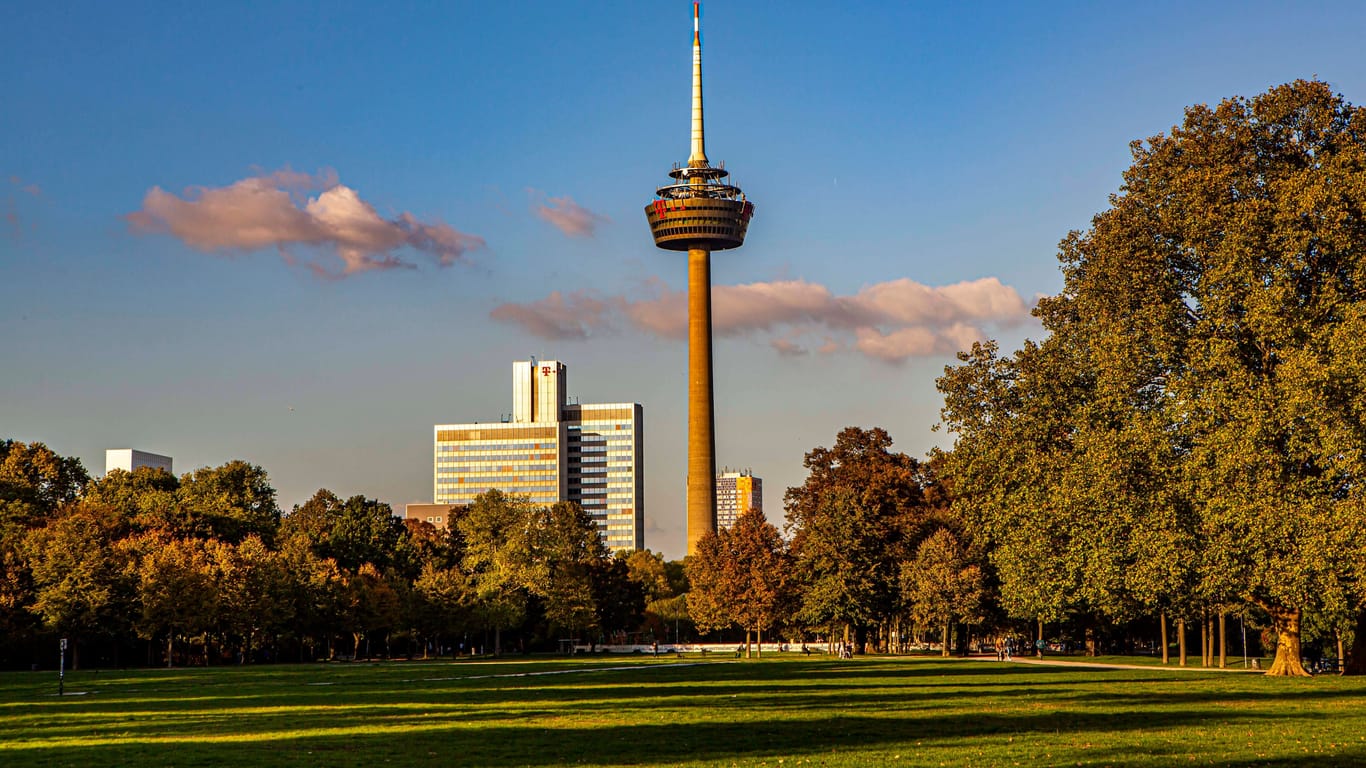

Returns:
3,656,1366,767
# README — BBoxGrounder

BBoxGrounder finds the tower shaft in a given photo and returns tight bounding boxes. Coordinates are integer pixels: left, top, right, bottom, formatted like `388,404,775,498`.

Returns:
645,2,753,557
686,246,717,554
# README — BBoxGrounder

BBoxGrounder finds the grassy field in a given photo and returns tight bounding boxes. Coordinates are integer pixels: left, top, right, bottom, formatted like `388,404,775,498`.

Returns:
2,654,1365,767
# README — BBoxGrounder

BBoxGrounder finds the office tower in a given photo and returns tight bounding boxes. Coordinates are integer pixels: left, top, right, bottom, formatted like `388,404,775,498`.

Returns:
434,360,644,550
715,469,762,530
105,448,173,476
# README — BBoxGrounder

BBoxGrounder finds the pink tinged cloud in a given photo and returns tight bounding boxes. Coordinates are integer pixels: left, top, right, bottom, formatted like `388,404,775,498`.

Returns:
491,276,1036,362
488,291,613,341
534,195,609,238
126,169,484,277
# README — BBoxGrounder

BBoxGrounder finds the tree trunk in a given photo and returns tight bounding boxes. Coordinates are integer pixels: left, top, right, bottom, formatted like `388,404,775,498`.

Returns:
1200,611,1208,667
1266,608,1311,677
1336,633,1345,675
1037,618,1044,658
1218,613,1227,669
1345,610,1366,675
1177,619,1186,666
167,633,174,668
1160,611,1169,664
757,626,763,659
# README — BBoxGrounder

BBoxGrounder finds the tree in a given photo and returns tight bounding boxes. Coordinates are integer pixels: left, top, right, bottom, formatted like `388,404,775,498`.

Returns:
594,554,646,643
687,509,790,657
625,549,675,602
784,428,925,651
130,533,218,666
940,80,1366,676
1061,81,1366,675
458,491,534,653
85,466,180,535
901,529,984,657
176,461,280,544
413,561,474,656
0,440,88,536
524,501,610,639
23,502,134,668
211,535,293,662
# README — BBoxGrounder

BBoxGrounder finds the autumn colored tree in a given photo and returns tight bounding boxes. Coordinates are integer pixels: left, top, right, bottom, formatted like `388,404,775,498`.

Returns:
686,509,790,657
785,428,925,651
23,502,134,668
130,533,218,666
0,440,88,536
84,466,179,535
210,535,294,662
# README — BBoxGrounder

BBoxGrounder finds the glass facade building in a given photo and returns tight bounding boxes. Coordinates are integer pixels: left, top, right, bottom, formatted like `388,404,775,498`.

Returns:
715,469,762,529
434,361,644,551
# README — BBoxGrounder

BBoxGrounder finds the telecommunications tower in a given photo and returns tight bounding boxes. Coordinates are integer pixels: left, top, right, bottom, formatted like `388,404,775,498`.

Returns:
645,2,755,556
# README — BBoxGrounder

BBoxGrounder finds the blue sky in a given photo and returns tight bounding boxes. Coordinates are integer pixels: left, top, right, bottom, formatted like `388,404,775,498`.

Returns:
5,1,1365,558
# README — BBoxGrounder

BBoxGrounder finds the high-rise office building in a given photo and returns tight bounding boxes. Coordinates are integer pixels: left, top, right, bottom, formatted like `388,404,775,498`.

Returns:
434,360,644,551
105,448,173,476
716,469,762,529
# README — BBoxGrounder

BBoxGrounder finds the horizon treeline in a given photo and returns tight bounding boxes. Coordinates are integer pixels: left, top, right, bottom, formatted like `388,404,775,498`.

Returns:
0,440,693,669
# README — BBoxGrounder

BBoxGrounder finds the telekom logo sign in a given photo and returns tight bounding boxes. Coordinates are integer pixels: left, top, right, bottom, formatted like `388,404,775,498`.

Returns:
541,366,552,377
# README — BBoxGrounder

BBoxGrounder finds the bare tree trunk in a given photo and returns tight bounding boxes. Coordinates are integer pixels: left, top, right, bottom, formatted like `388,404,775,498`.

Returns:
1266,608,1310,677
1218,613,1227,669
1199,611,1208,667
1037,618,1044,658
757,626,763,659
167,633,174,668
1345,610,1366,675
1160,611,1169,664
942,620,951,657
1337,633,1345,675
1178,619,1187,666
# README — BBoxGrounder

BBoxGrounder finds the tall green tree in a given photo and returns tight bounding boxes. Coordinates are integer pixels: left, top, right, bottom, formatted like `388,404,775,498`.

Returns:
458,491,534,653
176,461,280,544
901,528,985,657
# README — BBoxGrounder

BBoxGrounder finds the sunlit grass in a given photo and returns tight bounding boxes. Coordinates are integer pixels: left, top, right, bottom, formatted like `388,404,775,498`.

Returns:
2,655,1366,766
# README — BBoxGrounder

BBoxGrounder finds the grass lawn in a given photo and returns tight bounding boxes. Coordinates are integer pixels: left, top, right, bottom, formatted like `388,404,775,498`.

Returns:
2,654,1365,767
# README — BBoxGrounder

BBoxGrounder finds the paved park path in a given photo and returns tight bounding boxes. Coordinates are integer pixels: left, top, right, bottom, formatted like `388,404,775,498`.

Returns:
963,654,1259,673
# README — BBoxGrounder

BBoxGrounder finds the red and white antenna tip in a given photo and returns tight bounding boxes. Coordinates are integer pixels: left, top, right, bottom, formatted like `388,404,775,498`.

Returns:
695,2,700,31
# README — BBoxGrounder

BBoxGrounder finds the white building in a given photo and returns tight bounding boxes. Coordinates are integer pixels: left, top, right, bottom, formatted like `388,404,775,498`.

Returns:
105,448,173,476
434,360,644,551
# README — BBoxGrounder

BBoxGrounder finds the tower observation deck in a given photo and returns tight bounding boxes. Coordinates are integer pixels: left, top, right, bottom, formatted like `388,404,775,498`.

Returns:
645,2,754,556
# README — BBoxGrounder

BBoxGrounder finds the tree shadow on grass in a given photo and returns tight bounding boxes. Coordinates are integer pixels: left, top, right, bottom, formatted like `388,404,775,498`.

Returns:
6,696,1356,767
